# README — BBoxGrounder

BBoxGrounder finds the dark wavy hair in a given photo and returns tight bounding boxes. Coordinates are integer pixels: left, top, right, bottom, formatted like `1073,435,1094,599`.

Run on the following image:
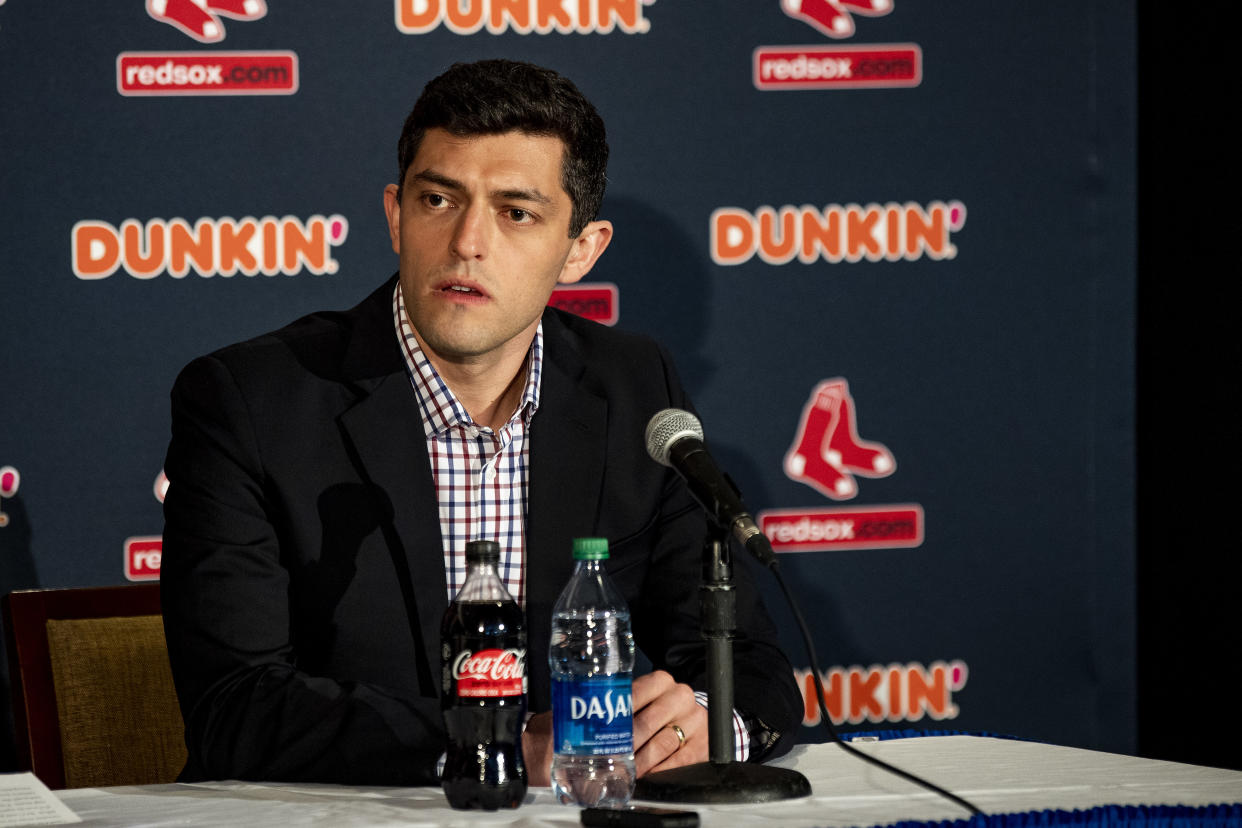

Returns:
396,59,609,238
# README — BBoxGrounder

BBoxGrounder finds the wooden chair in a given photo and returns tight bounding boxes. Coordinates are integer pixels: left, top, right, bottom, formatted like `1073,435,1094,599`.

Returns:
2,583,188,789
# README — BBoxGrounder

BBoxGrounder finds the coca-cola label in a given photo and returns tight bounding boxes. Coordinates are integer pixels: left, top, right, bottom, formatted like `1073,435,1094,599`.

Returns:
450,648,527,698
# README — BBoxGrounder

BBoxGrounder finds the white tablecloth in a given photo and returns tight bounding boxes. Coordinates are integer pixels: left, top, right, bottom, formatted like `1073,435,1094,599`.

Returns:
53,736,1242,827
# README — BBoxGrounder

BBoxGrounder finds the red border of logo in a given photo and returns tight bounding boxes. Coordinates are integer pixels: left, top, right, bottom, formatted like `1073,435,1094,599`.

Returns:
753,43,922,91
117,51,299,97
759,504,924,552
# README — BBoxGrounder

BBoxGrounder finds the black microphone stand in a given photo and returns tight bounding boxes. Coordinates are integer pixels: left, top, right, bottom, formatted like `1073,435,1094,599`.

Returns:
633,519,811,803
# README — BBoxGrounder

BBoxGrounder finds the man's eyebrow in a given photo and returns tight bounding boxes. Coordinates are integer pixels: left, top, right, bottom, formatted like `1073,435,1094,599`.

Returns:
409,169,463,192
493,187,553,206
409,169,553,206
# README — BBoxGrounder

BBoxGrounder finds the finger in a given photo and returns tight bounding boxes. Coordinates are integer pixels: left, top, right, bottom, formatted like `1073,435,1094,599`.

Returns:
630,670,675,711
632,680,698,749
648,728,709,774
521,711,554,787
637,703,708,777
634,722,690,776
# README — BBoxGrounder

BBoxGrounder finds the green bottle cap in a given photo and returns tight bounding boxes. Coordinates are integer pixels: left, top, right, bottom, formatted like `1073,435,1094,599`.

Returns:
572,537,609,560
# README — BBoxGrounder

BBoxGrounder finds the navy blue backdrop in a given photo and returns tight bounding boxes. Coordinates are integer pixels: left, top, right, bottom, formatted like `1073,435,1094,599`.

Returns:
0,0,1137,768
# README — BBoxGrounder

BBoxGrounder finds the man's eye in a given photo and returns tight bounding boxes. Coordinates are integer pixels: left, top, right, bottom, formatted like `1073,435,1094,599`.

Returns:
507,209,531,223
424,194,448,208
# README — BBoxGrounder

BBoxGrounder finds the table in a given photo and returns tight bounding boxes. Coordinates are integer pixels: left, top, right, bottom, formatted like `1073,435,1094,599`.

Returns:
53,736,1242,827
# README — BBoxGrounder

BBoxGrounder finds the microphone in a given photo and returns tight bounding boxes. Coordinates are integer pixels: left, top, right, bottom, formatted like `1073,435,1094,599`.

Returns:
645,408,776,568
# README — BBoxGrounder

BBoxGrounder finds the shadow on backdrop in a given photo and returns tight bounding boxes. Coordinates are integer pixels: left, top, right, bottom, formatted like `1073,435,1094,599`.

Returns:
1,494,40,771
592,195,716,399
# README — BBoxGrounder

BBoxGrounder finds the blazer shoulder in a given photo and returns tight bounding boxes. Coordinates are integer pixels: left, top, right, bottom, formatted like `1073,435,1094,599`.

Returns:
542,307,688,408
178,277,399,389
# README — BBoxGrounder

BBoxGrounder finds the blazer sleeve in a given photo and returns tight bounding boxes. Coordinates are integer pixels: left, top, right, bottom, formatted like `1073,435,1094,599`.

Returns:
161,353,445,785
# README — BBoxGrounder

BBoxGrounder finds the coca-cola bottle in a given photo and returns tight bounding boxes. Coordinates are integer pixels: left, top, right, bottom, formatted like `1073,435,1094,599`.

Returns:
440,539,528,810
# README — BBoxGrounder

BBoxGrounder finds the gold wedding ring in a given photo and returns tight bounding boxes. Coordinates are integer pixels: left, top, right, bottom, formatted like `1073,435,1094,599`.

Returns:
668,723,686,750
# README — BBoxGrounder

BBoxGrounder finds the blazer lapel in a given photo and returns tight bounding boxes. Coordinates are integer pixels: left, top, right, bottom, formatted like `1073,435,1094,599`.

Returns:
337,277,447,698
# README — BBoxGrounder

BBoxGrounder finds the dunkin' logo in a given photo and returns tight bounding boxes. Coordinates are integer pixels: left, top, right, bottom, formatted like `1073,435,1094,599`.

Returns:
395,0,654,34
782,0,893,40
72,214,349,279
711,201,966,266
796,660,968,726
0,466,19,528
451,648,527,698
147,0,267,43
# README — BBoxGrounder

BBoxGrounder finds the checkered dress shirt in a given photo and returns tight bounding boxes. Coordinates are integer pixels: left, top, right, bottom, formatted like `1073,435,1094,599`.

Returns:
393,283,536,607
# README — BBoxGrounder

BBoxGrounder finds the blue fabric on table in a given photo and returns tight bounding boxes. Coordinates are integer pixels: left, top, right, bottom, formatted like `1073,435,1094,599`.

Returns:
842,728,1035,743
843,734,1241,827
882,802,1242,828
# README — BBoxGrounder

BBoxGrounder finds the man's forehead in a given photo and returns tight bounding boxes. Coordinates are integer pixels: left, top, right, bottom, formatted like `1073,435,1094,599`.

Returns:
407,129,569,196
417,127,566,159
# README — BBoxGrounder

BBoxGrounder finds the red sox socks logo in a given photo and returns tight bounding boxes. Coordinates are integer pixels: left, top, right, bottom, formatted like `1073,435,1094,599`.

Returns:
147,0,267,43
0,466,19,528
784,379,895,500
782,0,893,39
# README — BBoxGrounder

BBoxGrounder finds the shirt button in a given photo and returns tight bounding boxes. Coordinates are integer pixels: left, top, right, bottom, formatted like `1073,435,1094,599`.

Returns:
485,467,497,483
464,426,479,439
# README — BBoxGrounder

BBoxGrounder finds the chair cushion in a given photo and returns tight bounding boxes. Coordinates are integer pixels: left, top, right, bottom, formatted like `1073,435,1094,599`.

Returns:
46,614,187,788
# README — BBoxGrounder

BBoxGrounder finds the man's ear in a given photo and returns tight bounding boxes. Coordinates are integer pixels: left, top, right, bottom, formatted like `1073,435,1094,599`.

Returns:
557,220,613,285
382,183,401,254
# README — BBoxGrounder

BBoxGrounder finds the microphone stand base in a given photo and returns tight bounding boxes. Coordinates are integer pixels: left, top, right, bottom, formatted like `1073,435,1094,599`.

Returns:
633,761,811,804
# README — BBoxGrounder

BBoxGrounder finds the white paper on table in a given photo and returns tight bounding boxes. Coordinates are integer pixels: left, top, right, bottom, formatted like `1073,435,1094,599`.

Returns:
0,773,82,826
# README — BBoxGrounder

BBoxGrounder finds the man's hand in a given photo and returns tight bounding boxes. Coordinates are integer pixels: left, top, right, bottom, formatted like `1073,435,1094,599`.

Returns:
522,711,554,786
631,670,707,776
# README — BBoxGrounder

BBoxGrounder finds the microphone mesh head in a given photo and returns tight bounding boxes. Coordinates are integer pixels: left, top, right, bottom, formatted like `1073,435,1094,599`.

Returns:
645,408,704,467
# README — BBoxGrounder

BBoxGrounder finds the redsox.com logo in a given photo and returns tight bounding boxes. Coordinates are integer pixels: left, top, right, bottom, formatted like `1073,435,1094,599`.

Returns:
0,466,19,528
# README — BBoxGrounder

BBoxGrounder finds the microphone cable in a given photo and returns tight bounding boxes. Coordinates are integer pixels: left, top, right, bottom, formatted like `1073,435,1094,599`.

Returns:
764,556,984,817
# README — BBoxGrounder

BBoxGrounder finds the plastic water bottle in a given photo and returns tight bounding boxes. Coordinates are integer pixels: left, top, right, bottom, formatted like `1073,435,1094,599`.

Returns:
549,537,636,807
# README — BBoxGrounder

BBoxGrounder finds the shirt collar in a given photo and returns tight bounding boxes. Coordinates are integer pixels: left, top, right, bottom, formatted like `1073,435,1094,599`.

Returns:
392,282,542,439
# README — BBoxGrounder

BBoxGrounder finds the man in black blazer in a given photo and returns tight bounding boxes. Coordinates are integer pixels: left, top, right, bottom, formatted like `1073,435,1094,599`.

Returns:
161,59,801,786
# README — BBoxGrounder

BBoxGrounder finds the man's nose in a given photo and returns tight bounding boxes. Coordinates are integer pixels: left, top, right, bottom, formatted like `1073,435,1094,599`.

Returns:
450,204,487,260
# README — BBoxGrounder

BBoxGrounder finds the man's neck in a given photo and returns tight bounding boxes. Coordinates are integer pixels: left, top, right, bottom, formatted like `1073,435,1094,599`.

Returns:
419,334,533,433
